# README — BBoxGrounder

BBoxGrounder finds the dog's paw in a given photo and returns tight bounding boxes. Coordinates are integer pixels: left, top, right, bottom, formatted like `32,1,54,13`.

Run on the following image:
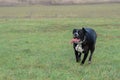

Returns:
88,61,91,64
80,63,84,66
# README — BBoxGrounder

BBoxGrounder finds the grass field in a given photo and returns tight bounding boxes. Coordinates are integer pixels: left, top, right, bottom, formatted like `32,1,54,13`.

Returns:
0,3,120,80
0,3,120,18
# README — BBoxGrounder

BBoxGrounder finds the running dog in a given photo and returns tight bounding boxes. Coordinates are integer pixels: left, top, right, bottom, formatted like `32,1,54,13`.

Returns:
72,27,97,65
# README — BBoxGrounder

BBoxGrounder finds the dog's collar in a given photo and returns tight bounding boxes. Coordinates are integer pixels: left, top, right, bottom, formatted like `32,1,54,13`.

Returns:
79,36,86,44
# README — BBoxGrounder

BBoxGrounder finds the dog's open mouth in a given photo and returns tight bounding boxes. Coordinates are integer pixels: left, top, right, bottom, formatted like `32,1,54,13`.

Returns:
71,38,80,43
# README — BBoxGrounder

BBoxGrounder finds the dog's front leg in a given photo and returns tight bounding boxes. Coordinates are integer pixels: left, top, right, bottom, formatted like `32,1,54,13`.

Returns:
74,50,80,62
78,52,82,61
81,48,89,65
73,43,80,62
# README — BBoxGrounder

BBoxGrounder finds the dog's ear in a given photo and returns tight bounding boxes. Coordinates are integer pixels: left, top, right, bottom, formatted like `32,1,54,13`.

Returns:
82,27,86,34
73,29,77,34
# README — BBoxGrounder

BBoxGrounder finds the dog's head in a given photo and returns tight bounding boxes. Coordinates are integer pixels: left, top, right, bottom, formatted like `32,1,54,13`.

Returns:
73,28,86,41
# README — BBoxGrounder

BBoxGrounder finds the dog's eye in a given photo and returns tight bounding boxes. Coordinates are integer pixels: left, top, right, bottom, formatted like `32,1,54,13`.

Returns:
78,30,82,35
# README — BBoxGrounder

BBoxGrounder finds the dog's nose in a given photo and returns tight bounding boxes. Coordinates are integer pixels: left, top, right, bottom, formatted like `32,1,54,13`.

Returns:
74,33,79,37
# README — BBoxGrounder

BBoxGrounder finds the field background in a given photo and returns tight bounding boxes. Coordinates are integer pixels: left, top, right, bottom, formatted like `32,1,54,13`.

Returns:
0,2,120,80
0,0,120,5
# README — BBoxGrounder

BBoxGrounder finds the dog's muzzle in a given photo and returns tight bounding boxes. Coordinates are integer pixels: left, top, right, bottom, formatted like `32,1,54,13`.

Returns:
73,33,79,38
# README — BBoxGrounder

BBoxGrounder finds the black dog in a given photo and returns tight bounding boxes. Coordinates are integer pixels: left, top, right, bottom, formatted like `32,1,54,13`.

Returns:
72,27,97,65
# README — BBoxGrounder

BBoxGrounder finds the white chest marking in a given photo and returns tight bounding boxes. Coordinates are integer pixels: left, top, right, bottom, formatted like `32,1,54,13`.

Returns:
75,44,84,53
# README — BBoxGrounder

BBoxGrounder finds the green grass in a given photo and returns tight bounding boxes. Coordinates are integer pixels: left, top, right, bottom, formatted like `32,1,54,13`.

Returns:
0,3,120,80
0,18,120,80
